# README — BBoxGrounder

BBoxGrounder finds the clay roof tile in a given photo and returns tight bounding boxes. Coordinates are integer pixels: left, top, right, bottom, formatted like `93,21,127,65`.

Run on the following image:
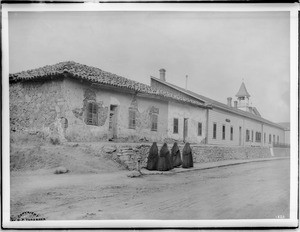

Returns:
9,61,209,108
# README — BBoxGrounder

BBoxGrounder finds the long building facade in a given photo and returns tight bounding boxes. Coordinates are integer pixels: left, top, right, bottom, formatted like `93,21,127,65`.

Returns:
9,61,286,146
151,71,286,147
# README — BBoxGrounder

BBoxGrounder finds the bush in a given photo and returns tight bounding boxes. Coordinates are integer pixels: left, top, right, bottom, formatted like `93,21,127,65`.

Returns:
54,166,68,174
50,137,60,145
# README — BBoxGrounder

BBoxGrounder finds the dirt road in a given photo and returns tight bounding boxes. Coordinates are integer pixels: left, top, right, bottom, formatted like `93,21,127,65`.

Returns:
11,159,290,220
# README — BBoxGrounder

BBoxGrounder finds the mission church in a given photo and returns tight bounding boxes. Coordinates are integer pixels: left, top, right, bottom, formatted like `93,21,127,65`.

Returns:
9,61,286,146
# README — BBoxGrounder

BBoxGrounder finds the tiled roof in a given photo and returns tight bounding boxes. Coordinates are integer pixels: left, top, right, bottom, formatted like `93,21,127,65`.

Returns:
236,82,251,98
9,61,209,108
151,77,285,130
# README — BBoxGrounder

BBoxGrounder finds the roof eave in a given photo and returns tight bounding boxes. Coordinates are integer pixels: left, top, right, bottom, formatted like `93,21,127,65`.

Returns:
151,76,284,130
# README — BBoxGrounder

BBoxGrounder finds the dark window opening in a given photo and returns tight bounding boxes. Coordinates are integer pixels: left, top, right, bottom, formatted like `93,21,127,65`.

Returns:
230,126,233,141
129,108,136,129
198,122,202,136
222,125,226,140
213,123,217,139
173,118,178,134
151,114,158,132
246,129,250,142
255,132,261,142
86,102,98,126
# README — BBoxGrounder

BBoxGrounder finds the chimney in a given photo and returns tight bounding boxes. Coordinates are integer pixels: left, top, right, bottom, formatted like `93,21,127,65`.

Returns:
227,97,232,107
234,101,238,108
185,75,188,90
249,106,253,113
159,69,166,81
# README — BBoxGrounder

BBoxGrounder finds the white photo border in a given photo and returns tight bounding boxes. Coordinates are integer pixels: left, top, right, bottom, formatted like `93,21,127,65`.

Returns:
2,3,299,229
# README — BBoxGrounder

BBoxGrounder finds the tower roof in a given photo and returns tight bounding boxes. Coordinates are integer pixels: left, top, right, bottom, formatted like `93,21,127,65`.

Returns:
235,82,251,98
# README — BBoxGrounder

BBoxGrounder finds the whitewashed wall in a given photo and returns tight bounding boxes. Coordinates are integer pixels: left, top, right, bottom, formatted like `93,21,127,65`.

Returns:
207,108,244,146
284,130,290,144
263,124,285,146
207,108,285,147
167,101,207,143
244,118,264,146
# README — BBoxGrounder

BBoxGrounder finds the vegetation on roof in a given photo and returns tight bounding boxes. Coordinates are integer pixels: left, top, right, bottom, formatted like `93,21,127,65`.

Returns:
9,61,209,108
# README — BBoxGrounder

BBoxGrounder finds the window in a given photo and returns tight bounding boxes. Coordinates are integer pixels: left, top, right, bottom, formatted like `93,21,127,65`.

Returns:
129,108,136,129
222,125,226,140
151,114,158,131
273,135,275,144
246,130,250,142
277,135,279,144
255,132,261,142
86,102,98,126
213,123,217,139
251,130,254,142
269,134,272,144
173,118,178,134
264,133,266,143
198,122,202,136
230,126,233,141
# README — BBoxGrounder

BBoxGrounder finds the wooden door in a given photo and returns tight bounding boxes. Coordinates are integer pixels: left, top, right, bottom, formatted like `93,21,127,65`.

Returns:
109,105,118,139
183,118,188,142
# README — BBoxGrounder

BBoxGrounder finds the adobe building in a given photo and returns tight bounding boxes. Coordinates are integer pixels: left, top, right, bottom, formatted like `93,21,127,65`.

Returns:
151,73,286,147
9,61,209,143
9,61,286,146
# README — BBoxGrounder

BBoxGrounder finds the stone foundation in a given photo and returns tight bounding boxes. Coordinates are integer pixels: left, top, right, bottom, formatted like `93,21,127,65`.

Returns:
102,143,290,171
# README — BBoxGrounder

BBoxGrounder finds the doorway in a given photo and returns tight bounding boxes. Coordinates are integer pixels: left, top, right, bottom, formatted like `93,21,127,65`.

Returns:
109,105,118,139
183,118,188,142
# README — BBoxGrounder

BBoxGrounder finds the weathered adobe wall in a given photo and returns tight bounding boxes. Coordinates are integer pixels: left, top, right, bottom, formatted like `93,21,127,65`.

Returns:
103,143,290,171
10,80,67,141
62,78,168,142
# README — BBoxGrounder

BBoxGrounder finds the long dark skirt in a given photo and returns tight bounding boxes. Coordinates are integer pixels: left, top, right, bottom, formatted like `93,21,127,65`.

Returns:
189,150,194,167
169,149,174,169
182,142,193,168
171,142,182,167
146,142,159,170
157,143,172,171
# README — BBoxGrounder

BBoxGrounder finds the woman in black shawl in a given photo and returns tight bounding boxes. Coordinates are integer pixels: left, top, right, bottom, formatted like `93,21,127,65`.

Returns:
146,142,159,170
171,142,182,167
157,143,172,171
182,142,193,168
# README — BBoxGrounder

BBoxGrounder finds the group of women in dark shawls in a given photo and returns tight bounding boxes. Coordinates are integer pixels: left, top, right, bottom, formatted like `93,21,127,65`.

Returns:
146,142,193,171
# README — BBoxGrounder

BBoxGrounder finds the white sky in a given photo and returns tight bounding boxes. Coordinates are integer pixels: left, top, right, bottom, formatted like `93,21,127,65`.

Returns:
9,10,290,123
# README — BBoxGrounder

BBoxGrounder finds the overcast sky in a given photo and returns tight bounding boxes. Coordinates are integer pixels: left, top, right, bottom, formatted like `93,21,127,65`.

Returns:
9,10,290,123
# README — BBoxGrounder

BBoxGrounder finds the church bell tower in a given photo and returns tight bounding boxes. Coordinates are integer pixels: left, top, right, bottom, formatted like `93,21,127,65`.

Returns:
235,81,251,112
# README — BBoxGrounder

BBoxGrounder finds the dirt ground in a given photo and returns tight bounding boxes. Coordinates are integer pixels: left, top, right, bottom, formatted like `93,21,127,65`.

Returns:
10,158,290,220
